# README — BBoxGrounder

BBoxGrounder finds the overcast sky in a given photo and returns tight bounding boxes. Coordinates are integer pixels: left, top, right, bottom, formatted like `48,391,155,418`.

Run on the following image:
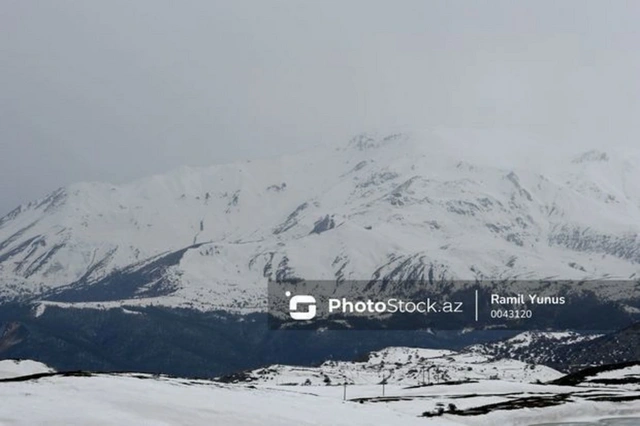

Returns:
2,1,640,215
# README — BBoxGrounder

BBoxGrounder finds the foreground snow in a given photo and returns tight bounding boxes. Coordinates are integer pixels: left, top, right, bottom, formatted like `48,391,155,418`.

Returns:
0,354,638,425
0,372,638,425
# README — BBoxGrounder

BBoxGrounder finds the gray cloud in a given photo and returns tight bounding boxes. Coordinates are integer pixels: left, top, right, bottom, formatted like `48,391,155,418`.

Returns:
2,0,640,214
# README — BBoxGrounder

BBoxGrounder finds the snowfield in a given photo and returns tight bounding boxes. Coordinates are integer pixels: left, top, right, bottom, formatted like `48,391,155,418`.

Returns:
0,369,638,425
0,345,637,425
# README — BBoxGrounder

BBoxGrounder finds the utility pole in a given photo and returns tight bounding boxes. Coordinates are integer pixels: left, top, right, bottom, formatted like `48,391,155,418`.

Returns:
380,373,390,397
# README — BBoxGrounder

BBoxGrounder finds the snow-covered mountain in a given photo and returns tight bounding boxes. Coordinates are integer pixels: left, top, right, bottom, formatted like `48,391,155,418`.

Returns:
2,131,640,310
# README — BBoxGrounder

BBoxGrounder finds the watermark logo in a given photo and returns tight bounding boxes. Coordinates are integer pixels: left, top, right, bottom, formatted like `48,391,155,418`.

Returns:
286,291,317,320
268,280,640,331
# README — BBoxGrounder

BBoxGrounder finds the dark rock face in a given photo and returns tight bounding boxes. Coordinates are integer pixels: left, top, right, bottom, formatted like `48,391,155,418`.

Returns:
273,202,308,235
310,215,335,234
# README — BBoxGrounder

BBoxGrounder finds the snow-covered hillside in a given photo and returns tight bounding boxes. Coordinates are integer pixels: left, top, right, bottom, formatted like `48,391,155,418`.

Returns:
0,359,52,379
220,345,562,386
2,131,640,309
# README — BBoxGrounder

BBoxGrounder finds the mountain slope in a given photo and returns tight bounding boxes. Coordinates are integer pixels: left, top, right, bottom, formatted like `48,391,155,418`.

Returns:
218,345,561,386
551,322,640,371
2,132,640,309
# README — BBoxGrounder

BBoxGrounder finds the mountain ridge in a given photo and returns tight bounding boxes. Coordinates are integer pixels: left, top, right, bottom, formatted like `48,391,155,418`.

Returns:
1,132,640,310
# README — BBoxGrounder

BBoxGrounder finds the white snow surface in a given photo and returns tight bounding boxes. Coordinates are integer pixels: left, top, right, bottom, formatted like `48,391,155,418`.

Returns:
0,359,53,379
